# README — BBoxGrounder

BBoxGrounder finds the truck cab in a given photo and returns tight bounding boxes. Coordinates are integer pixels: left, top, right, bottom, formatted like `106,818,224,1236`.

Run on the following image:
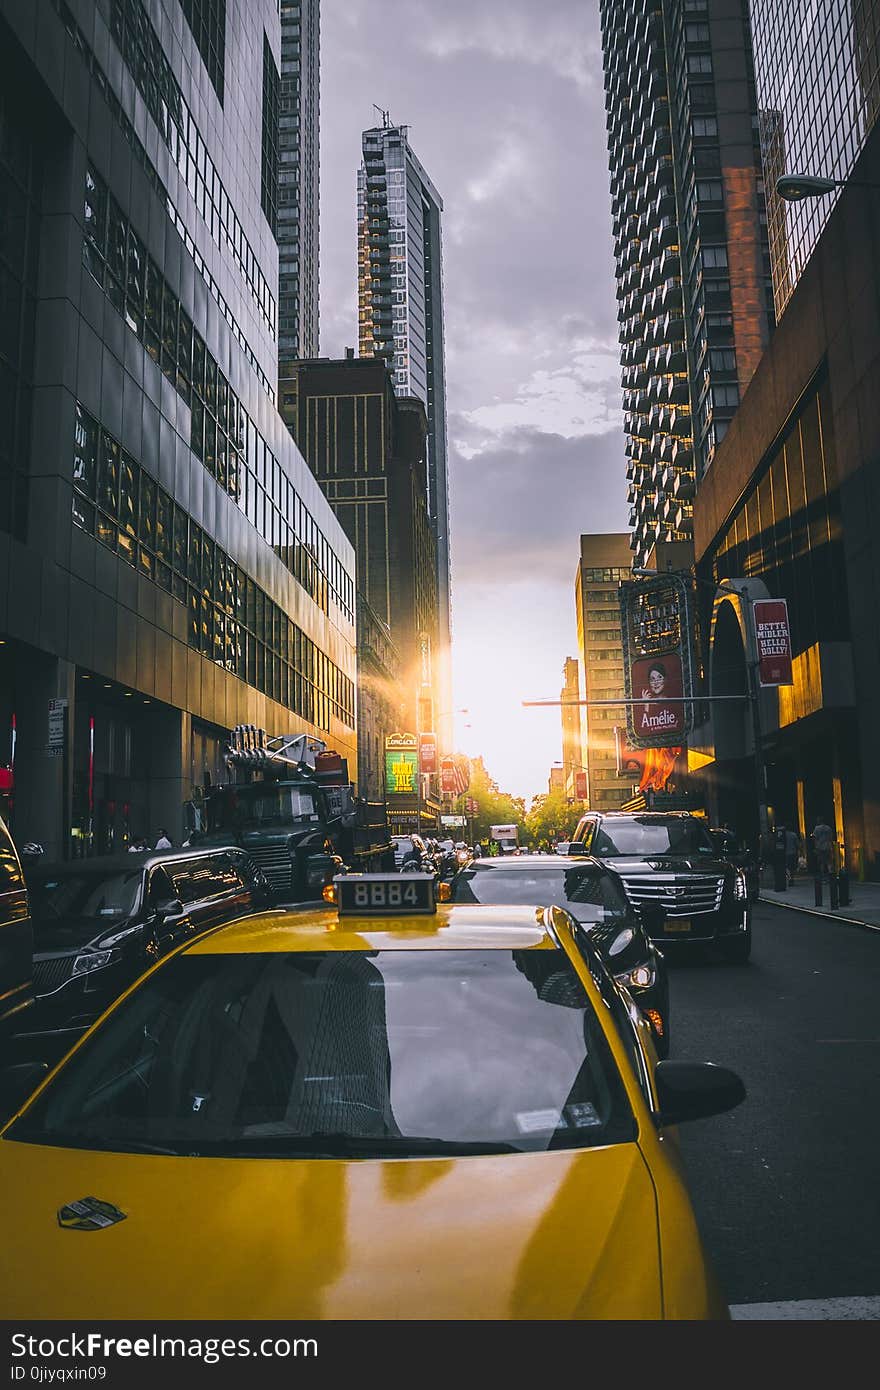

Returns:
186,727,394,903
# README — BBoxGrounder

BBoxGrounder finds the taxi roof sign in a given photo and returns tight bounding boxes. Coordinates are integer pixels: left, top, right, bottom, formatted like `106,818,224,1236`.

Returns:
335,872,436,916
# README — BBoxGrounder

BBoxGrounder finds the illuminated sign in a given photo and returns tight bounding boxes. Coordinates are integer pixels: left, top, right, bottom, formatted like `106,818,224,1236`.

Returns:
385,733,418,797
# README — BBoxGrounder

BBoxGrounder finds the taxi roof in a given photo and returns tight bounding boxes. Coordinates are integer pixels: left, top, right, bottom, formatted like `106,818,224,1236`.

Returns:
185,902,558,955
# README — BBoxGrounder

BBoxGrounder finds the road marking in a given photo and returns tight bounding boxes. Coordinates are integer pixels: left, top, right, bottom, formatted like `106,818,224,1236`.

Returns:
731,1296,880,1320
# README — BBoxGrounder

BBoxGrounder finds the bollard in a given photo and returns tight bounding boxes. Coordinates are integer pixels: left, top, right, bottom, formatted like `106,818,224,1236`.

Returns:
838,869,850,908
828,873,839,910
814,875,823,906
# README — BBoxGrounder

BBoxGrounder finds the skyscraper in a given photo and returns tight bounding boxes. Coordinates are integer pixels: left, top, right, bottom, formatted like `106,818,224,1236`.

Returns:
278,0,320,363
750,0,880,319
600,0,773,565
357,119,452,745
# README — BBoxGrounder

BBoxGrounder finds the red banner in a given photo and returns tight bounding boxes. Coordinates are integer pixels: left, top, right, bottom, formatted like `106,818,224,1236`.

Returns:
574,771,588,800
754,598,793,686
440,757,456,794
419,732,437,775
630,650,685,739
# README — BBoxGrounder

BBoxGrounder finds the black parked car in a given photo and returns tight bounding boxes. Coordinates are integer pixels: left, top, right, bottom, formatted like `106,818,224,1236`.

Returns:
447,853,671,1057
15,846,271,1059
570,812,752,964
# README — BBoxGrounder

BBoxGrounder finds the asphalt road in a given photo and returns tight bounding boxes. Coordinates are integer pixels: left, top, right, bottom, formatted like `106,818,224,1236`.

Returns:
667,900,880,1317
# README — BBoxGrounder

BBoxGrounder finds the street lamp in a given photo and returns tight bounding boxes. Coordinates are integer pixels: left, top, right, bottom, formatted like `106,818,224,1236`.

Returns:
776,172,880,202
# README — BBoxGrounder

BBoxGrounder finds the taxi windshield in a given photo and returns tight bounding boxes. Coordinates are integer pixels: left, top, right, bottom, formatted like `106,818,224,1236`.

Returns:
8,949,635,1159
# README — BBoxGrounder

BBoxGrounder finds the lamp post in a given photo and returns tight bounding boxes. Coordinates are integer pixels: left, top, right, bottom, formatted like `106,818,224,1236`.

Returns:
776,172,880,201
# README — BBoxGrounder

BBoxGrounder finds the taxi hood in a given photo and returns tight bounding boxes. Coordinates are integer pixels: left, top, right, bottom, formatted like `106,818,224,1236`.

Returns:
0,1140,666,1319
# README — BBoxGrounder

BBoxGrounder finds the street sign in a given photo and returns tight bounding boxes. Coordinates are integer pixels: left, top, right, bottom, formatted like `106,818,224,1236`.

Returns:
47,698,68,757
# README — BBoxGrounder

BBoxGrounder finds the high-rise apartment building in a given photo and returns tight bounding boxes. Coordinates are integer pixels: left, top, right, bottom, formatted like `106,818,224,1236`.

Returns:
0,0,355,859
278,0,320,363
600,0,773,564
357,120,452,744
750,0,880,320
575,535,633,810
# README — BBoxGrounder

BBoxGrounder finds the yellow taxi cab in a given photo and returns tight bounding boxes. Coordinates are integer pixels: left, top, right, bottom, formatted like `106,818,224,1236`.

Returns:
0,873,745,1320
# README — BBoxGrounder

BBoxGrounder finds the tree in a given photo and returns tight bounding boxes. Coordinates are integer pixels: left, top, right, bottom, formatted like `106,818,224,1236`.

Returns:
525,790,581,848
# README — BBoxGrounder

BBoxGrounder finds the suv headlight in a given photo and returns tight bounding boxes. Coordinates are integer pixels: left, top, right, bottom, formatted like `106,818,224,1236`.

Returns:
71,947,121,977
734,869,748,901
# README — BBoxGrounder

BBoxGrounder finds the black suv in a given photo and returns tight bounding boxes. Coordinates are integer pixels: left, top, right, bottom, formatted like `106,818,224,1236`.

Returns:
570,812,751,963
16,847,271,1057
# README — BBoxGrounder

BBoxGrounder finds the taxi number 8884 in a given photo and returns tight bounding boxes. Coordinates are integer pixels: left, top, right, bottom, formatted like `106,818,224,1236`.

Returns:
338,876,434,913
354,881,420,907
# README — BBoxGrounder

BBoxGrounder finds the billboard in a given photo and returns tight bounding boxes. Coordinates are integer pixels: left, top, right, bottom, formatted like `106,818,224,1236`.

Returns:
619,573,695,748
614,727,683,793
754,598,793,686
385,733,418,796
630,650,685,740
419,732,437,774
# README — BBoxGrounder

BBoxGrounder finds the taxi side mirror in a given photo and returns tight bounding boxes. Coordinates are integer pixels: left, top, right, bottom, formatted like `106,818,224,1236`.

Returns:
155,898,184,920
653,1061,746,1127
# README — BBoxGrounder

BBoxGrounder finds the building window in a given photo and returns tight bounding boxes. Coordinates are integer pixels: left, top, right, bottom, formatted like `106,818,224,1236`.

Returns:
261,35,280,236
179,0,227,103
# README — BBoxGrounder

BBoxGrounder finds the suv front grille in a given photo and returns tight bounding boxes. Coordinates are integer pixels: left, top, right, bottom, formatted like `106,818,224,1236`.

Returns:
33,956,75,995
247,846,295,896
619,874,725,917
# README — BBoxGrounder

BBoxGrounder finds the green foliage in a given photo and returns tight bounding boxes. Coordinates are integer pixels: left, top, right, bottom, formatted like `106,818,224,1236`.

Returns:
455,758,527,846
525,790,581,848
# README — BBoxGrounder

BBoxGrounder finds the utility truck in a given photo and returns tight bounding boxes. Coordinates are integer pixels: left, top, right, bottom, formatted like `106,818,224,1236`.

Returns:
489,823,520,855
185,725,395,902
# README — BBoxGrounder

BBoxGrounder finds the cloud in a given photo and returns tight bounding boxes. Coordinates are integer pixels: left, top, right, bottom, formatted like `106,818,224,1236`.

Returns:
409,0,602,92
449,427,629,591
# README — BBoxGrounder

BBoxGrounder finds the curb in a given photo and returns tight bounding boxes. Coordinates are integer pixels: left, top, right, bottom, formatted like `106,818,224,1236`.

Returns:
758,895,880,933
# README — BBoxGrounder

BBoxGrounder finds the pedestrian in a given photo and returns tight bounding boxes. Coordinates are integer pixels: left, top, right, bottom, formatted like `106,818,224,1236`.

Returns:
784,826,801,886
128,836,145,853
811,816,834,877
154,828,173,850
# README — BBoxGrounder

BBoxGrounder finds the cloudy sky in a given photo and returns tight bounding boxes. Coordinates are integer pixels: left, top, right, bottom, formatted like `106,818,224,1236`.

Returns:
318,0,629,802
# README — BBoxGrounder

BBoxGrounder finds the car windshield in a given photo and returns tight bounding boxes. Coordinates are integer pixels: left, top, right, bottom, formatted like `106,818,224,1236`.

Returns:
450,866,629,928
8,948,635,1159
208,786,320,829
592,818,715,857
27,871,142,921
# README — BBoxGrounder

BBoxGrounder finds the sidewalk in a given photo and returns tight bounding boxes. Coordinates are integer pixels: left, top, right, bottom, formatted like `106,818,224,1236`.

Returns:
759,872,880,930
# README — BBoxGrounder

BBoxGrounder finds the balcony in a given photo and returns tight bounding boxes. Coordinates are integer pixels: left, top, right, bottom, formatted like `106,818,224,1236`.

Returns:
672,468,695,499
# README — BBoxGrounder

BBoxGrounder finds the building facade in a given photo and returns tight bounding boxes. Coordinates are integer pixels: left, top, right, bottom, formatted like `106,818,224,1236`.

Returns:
574,534,634,810
692,115,880,877
600,0,773,565
277,0,320,364
356,120,452,745
0,0,356,859
278,355,438,763
751,0,880,319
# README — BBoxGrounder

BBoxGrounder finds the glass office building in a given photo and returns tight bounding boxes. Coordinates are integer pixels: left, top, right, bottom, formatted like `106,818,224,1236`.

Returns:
0,0,355,859
751,0,880,319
